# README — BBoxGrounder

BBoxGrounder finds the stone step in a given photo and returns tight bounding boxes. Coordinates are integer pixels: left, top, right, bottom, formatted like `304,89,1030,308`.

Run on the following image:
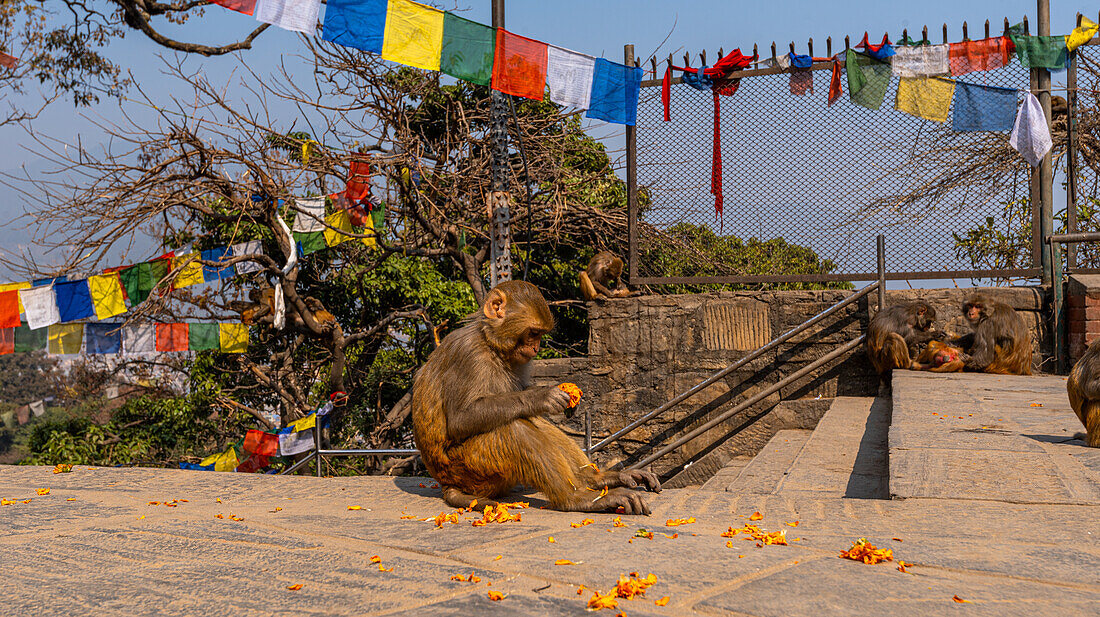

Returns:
775,396,889,499
720,429,812,494
889,371,1100,504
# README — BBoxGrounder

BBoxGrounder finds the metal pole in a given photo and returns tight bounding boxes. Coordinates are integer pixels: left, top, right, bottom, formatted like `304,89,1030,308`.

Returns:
625,44,638,283
314,421,322,477
1052,238,1065,372
584,402,592,456
876,235,885,311
488,0,512,287
1067,14,1080,270
1038,0,1054,285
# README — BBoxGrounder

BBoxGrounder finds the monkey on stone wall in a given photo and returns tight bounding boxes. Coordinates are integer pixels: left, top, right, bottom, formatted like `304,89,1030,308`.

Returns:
579,252,635,301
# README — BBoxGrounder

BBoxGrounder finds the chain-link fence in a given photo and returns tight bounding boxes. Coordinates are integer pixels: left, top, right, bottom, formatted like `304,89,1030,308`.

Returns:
629,45,1039,284
1068,44,1100,271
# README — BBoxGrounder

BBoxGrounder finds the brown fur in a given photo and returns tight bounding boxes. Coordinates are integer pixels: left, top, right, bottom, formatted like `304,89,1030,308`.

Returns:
580,252,632,301
912,340,965,373
1068,340,1100,447
411,280,659,514
959,294,1032,375
866,302,940,384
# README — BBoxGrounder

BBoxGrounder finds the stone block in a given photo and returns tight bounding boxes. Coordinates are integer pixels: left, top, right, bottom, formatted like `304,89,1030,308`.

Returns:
697,298,771,351
1068,294,1085,308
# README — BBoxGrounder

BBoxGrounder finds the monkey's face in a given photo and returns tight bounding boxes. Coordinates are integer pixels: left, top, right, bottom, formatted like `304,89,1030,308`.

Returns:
608,258,623,279
509,329,545,365
964,302,984,325
914,304,935,330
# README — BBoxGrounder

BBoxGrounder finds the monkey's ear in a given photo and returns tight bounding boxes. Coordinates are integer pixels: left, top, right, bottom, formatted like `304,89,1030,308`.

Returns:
483,288,508,321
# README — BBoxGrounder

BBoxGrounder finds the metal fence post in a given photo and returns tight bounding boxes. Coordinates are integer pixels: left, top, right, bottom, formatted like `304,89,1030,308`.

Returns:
1038,0,1055,285
1067,14,1081,270
876,235,885,311
625,44,638,283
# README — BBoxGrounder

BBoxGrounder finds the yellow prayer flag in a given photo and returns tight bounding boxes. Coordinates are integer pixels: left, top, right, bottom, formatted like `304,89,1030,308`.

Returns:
88,274,126,320
324,209,354,247
172,253,205,288
219,323,249,353
1069,17,1098,53
382,0,445,71
361,214,377,249
0,282,31,313
48,324,83,354
201,447,239,471
289,414,316,432
895,77,955,123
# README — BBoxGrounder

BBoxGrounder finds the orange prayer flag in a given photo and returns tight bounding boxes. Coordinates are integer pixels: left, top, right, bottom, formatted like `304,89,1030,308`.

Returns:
155,323,189,352
492,29,548,101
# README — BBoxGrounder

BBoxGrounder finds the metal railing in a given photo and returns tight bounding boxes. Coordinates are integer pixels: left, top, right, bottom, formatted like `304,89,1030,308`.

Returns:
280,419,417,476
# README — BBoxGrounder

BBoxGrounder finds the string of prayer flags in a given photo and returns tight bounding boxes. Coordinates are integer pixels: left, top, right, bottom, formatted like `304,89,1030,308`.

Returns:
54,280,95,323
381,0,444,71
200,447,240,472
86,323,121,355
14,325,46,353
220,323,249,353
0,282,30,312
124,324,156,353
29,400,44,417
492,29,548,101
254,0,322,34
1068,17,1099,53
1008,24,1068,70
321,0,386,53
1010,91,1053,167
586,58,642,126
892,44,949,77
295,230,327,256
440,12,495,86
846,50,891,110
345,158,373,203
48,324,83,354
787,53,814,69
895,77,955,123
88,274,126,320
952,82,1017,132
0,290,19,329
211,0,256,16
156,323,189,352
14,403,28,425
547,46,596,109
324,209,356,247
231,241,264,275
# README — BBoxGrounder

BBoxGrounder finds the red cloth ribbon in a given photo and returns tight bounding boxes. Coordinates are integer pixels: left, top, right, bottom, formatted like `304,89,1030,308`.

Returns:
828,58,842,106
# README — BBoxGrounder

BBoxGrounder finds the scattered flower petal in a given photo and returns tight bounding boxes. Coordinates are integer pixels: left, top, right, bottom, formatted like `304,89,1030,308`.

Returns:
35,488,50,495
571,518,595,528
786,521,799,527
378,564,393,572
665,517,695,526
554,559,578,565
633,528,654,540
472,503,522,526
655,596,670,606
493,555,502,561
287,584,303,590
952,595,970,603
348,505,362,510
839,538,893,565
749,511,763,521
370,555,381,564
487,591,505,601
548,536,556,543
612,516,627,528
587,590,619,611
52,464,72,474
558,383,583,408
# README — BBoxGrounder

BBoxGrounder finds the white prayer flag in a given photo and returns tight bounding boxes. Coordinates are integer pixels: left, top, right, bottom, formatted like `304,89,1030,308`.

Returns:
19,286,59,330
29,400,45,417
891,44,950,77
278,430,314,456
254,0,322,34
547,45,596,109
123,324,156,353
292,197,326,233
1009,92,1053,167
231,241,264,275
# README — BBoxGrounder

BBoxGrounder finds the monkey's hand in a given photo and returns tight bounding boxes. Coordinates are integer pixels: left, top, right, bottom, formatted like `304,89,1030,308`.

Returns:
614,470,662,493
542,386,573,415
600,488,651,516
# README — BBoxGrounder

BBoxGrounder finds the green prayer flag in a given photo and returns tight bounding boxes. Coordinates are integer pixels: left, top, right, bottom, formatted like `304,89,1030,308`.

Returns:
294,231,327,256
189,323,220,351
845,50,891,110
120,260,170,305
371,200,385,231
440,12,495,86
1007,24,1067,70
14,324,46,353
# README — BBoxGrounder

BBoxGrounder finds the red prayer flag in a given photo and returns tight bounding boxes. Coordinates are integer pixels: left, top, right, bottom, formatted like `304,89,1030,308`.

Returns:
828,59,842,106
949,37,1015,76
0,328,12,355
0,290,19,328
346,157,372,203
243,429,279,456
236,452,270,473
155,323,189,352
492,29,548,101
0,52,17,70
209,0,256,16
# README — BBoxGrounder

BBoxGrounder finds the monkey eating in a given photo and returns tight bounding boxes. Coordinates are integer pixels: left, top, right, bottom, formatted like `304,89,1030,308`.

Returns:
1068,339,1100,447
911,340,965,373
956,294,1032,375
579,251,635,302
866,302,942,386
411,281,660,514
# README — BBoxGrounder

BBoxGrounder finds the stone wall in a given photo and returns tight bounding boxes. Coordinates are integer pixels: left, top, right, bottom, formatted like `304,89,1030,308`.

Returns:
531,286,1047,487
1068,275,1100,361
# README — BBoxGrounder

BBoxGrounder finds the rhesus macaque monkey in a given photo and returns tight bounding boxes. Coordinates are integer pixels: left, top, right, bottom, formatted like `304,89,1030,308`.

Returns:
1068,340,1100,447
912,340,965,373
411,281,660,514
231,287,276,325
957,294,1032,375
866,302,941,385
579,252,635,301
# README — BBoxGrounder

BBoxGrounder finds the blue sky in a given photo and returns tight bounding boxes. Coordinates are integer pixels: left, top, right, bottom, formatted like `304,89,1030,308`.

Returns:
0,0,1081,278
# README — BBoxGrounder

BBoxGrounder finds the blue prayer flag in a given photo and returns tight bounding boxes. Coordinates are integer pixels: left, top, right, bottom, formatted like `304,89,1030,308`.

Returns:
953,82,1017,132
179,462,214,471
86,322,121,354
322,0,386,53
33,276,66,287
789,53,813,69
54,280,95,322
201,247,233,282
586,58,642,126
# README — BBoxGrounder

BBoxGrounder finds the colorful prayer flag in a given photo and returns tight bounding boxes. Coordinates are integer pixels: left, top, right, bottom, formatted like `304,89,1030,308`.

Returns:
321,0,386,53
0,51,17,70
278,414,318,456
254,0,322,34
546,45,595,109
0,328,12,355
828,58,842,106
14,403,28,424
231,241,264,275
294,231,327,256
19,286,59,330
123,323,156,353
324,209,355,247
891,44,949,77
189,323,220,351
54,280,95,323
1008,25,1068,70
789,69,813,96
211,0,257,16
120,259,170,305
948,37,1014,76
895,77,955,123
243,429,279,456
156,323,189,352
86,323,122,354
48,324,83,354
1069,17,1099,53
857,33,896,60
345,158,372,203
200,447,240,472
381,0,444,71
1010,91,1053,167
0,290,19,328
492,29,548,101
845,50,891,111
28,400,44,417
172,253,205,288
88,274,126,320
293,197,326,233
220,323,249,353
440,12,495,85
952,82,1017,132
201,247,234,282
14,324,46,352
0,282,31,313
587,58,642,126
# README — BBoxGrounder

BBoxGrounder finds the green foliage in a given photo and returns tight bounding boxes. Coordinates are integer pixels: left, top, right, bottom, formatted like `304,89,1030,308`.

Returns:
953,198,1035,276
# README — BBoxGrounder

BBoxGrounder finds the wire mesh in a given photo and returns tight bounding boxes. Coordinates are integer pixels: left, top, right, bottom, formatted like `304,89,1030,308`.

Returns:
1069,45,1100,271
633,54,1036,283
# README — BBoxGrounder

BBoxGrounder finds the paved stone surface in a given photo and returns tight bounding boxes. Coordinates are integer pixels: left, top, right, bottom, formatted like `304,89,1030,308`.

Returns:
720,429,811,494
4,373,1100,615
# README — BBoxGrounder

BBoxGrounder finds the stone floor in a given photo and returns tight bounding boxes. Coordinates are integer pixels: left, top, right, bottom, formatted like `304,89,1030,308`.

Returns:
2,372,1098,616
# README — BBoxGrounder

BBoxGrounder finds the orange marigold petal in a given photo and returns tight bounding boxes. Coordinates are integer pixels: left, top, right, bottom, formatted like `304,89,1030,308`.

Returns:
286,584,303,590
655,596,671,606
487,591,505,601
748,511,763,521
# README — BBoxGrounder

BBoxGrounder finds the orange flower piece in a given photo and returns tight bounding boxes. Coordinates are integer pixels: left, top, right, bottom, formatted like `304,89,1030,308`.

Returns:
952,595,970,603
577,585,587,595
35,488,50,495
633,528,654,539
348,505,362,510
554,559,577,565
147,501,160,506
587,590,619,611
614,572,657,599
548,536,556,543
229,514,244,521
897,560,911,573
493,555,502,561
655,596,671,606
500,501,530,508
370,555,381,564
286,584,303,591
839,538,893,565
487,591,505,601
378,564,393,572
664,517,695,526
612,516,627,528
726,541,733,548
52,464,72,474
214,514,224,519
66,498,76,501
450,574,468,581
558,383,583,408
471,503,522,526
571,517,595,528
748,511,763,521
1030,403,1043,407
786,521,799,527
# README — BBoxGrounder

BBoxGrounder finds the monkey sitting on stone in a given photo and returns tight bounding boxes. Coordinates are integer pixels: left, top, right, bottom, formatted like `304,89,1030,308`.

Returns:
579,251,636,301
